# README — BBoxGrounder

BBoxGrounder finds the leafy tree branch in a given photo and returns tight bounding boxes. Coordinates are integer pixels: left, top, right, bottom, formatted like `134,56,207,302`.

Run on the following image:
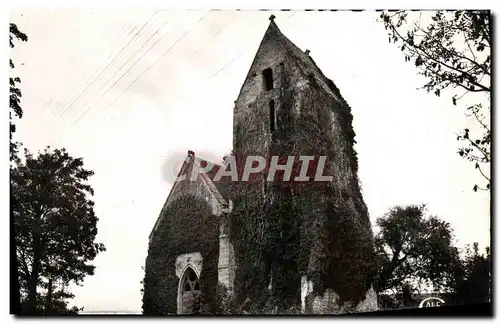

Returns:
379,11,491,192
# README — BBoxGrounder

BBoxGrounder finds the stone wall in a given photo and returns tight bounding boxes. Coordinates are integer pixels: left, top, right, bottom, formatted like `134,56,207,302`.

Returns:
301,275,377,314
218,221,237,292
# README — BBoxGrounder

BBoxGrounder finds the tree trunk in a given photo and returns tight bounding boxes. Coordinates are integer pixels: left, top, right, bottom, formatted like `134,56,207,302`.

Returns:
27,271,38,314
10,196,21,315
27,242,41,314
26,209,44,315
45,278,53,315
402,285,413,307
27,284,37,313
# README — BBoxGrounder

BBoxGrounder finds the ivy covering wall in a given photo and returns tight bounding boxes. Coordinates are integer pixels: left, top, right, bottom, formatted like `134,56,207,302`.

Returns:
142,195,220,315
227,57,376,313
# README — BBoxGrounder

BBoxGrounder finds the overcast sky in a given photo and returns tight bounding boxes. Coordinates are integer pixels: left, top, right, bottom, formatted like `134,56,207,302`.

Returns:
10,9,490,312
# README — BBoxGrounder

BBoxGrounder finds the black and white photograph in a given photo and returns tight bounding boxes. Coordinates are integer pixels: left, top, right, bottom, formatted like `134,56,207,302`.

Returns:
8,5,492,316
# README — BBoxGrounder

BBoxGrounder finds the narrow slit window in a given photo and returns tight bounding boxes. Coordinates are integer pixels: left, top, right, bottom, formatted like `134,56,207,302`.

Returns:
269,100,276,133
263,68,274,91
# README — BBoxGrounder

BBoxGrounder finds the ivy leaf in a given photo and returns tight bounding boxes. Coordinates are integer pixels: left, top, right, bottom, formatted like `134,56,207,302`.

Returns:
415,56,424,67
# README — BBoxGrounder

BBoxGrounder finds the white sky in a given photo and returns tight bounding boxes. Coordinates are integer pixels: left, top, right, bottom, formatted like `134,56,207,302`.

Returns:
9,9,490,312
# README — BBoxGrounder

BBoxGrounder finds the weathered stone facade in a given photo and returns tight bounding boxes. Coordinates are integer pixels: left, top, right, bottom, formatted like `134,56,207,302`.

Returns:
143,17,377,315
143,153,233,314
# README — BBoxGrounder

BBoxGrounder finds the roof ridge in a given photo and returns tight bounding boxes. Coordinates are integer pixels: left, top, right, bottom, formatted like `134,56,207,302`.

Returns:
272,24,347,106
194,155,222,168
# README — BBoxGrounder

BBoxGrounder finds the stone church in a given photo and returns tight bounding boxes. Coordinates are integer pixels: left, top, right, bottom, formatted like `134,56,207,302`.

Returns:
142,16,378,315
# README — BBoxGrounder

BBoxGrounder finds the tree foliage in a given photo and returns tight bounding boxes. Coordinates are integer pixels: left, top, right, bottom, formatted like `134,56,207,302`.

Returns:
374,204,460,295
453,242,491,305
11,147,106,314
9,23,28,160
374,204,491,308
380,10,491,192
21,281,83,315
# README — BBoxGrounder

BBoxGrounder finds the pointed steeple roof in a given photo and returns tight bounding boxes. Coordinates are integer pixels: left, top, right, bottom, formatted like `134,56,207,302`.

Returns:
235,16,350,107
272,19,349,106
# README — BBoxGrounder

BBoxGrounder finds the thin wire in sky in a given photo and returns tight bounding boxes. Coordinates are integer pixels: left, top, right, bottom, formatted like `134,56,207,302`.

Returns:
106,11,210,109
50,20,130,116
50,22,132,117
111,10,239,127
52,10,299,144
150,10,301,113
35,16,129,130
53,13,168,142
57,11,209,141
203,10,299,83
153,10,244,91
55,10,161,122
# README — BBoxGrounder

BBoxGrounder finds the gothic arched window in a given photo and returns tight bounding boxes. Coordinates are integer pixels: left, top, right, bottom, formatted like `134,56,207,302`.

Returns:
179,267,201,314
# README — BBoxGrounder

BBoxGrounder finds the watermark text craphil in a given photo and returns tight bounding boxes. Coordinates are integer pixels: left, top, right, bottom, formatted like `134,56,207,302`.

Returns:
176,155,333,183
